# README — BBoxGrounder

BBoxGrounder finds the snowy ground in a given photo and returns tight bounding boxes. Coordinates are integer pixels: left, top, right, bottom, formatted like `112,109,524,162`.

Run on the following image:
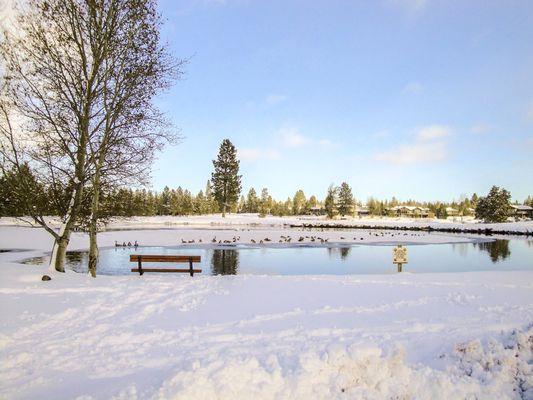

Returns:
1,224,532,399
2,213,533,233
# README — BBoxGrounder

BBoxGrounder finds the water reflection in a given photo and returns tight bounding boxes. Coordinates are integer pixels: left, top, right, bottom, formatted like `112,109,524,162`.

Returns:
473,240,511,263
326,246,352,261
211,249,239,275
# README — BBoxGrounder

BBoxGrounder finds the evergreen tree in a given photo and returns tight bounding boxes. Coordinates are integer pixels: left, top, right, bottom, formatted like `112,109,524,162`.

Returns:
324,185,337,219
246,188,259,213
306,195,318,213
337,182,354,216
475,186,512,223
205,180,219,214
237,195,246,213
211,139,242,217
259,188,271,217
292,190,307,215
471,193,479,207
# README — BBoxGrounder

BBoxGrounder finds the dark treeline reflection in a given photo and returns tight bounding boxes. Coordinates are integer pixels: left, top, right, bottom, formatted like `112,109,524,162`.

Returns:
327,246,352,261
211,249,239,275
474,240,511,263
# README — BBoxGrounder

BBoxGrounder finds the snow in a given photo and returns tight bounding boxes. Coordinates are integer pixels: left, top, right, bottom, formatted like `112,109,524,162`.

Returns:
0,223,532,399
2,213,531,233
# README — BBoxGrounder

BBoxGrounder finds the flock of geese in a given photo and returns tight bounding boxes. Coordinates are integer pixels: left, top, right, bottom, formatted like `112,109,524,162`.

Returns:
176,230,425,245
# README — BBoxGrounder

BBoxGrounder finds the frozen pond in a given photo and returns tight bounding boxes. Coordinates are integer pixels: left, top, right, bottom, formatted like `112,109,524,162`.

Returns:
22,238,533,275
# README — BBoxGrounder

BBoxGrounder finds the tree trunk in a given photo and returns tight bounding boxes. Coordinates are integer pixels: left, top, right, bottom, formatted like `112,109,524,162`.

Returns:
88,228,98,277
48,175,85,272
49,234,70,273
222,203,226,218
88,174,101,278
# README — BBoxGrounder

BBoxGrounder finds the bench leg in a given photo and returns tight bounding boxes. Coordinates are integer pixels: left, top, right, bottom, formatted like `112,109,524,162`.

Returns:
138,256,143,275
189,257,193,277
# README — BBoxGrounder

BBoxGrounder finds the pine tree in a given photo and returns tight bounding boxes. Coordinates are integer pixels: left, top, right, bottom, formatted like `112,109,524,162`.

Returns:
259,188,271,217
211,139,242,217
292,190,306,215
324,185,337,219
475,186,512,223
246,188,259,213
337,182,354,216
205,180,218,214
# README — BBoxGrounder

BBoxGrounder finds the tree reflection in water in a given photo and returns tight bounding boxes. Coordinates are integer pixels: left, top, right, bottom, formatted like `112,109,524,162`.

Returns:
340,247,351,260
326,246,352,261
474,240,511,263
211,249,239,275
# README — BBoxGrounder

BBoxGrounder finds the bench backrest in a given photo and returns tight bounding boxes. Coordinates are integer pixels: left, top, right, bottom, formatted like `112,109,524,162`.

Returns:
129,255,201,263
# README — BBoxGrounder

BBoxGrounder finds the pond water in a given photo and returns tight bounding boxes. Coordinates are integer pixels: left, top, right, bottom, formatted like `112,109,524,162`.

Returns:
21,238,533,275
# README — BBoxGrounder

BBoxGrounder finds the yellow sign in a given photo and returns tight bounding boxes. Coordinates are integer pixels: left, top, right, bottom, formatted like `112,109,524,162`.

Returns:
393,245,408,264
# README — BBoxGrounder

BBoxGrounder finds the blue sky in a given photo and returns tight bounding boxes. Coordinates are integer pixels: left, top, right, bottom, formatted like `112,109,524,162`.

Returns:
151,0,533,202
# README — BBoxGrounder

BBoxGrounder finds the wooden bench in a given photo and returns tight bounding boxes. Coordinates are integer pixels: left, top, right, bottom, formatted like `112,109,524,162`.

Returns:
130,255,202,276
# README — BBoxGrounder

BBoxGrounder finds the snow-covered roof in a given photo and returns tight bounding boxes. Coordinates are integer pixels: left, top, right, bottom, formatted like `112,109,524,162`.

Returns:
511,205,533,211
390,206,430,211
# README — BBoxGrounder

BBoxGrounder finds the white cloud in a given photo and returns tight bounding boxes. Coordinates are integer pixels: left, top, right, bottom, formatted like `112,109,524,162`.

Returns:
403,81,423,94
265,94,287,105
375,141,448,165
239,148,280,162
280,126,310,148
374,124,452,165
471,123,491,135
279,126,335,149
415,125,452,141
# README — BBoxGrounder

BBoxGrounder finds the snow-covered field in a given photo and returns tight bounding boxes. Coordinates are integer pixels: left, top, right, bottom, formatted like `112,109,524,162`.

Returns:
1,222,532,399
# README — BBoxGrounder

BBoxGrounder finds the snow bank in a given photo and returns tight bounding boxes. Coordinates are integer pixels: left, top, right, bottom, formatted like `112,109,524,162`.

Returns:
1,251,532,399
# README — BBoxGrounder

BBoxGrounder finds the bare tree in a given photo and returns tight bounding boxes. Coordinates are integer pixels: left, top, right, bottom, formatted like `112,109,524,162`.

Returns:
78,0,183,277
1,0,182,273
0,0,102,271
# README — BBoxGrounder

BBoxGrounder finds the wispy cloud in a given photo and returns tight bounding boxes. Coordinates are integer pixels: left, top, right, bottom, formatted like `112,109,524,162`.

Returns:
279,126,334,148
471,123,491,135
374,124,452,165
375,141,448,165
265,94,287,105
415,125,452,141
403,81,423,94
280,126,310,148
239,148,280,162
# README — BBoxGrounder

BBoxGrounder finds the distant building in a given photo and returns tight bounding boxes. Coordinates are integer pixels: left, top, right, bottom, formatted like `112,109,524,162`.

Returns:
388,206,431,218
355,206,370,216
446,207,460,216
510,205,533,219
308,206,325,216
